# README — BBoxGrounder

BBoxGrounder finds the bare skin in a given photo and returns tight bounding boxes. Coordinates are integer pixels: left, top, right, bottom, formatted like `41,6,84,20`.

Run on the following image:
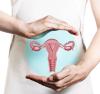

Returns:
0,0,100,92
0,11,78,38
26,0,100,92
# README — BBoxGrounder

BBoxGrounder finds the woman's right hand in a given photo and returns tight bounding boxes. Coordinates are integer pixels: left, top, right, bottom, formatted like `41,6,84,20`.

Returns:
25,15,78,38
0,11,78,38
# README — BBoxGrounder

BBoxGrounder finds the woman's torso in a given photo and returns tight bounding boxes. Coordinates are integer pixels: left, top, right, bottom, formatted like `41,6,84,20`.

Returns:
4,0,93,94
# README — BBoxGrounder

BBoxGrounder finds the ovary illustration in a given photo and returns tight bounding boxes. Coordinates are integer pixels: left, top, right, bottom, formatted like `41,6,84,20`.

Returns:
30,39,75,72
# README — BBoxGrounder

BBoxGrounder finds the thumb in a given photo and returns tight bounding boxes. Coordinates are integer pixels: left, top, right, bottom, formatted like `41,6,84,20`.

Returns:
47,72,58,82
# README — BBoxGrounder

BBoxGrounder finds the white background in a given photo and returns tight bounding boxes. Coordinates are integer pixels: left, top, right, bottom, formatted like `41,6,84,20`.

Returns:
0,0,100,94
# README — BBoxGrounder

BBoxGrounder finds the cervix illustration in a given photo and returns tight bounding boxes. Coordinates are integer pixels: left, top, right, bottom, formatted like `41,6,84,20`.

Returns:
30,39,75,72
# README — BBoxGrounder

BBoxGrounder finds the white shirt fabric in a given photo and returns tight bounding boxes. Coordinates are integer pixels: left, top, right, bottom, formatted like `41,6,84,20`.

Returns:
4,0,93,94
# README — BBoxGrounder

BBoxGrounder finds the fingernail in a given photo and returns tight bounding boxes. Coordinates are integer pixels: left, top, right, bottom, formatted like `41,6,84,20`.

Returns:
68,29,78,36
73,31,78,36
26,75,29,79
75,32,78,36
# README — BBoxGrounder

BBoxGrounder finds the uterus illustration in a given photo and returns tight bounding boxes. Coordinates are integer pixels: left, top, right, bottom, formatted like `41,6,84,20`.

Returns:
30,39,75,72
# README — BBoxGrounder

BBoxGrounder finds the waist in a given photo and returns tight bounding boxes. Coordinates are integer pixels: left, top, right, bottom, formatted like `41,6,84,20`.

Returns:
9,30,86,76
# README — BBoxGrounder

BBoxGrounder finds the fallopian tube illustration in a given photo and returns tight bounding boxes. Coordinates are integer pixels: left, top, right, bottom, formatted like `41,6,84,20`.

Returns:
30,39,75,72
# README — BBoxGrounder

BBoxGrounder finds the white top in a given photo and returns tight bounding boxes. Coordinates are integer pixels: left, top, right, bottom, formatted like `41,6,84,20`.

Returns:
12,0,86,32
4,0,93,94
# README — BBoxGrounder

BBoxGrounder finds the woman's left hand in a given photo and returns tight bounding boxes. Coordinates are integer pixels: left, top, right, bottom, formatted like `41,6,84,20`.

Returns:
26,64,91,92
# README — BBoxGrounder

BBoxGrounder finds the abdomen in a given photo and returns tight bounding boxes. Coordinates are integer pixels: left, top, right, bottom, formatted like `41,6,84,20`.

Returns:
24,30,85,76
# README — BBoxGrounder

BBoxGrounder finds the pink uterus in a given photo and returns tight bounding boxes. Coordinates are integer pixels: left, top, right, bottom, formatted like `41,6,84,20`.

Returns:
30,39,75,72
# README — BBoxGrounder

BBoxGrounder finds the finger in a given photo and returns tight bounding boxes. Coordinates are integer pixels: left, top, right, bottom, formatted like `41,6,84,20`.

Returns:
26,74,57,90
40,15,78,35
49,16,70,28
49,21,78,35
55,74,76,88
48,67,70,81
63,77,79,87
56,20,77,33
56,86,67,92
24,31,36,38
66,28,78,35
56,85,68,92
50,18,78,35
26,74,47,83
56,78,77,92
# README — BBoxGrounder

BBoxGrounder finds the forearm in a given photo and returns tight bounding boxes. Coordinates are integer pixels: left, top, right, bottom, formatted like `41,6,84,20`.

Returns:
0,11,28,37
78,27,100,72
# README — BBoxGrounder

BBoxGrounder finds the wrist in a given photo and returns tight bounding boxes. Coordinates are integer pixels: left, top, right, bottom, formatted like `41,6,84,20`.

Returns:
12,17,29,37
76,57,98,74
77,62,92,75
0,11,29,37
